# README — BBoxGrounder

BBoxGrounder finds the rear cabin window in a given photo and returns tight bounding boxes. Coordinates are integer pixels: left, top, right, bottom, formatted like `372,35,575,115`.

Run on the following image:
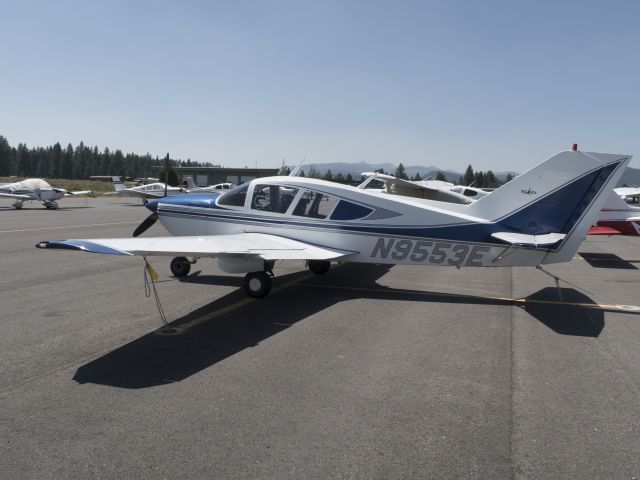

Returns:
292,191,338,219
329,200,373,220
251,185,299,214
218,183,249,207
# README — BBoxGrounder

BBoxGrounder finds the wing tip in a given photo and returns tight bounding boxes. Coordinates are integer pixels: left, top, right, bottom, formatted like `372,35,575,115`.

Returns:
35,240,132,255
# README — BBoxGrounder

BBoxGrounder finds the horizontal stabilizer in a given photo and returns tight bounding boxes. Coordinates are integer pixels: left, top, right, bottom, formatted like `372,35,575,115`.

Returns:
491,232,566,247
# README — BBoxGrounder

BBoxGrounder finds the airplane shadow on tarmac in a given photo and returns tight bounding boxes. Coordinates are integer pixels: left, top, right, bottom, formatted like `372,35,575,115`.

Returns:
579,252,638,269
73,264,634,389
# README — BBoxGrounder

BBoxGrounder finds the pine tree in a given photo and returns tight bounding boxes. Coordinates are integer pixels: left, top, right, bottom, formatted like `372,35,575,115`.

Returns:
462,165,474,186
48,143,62,178
395,163,408,180
60,143,73,179
0,136,11,176
485,170,498,188
435,171,446,181
16,143,30,176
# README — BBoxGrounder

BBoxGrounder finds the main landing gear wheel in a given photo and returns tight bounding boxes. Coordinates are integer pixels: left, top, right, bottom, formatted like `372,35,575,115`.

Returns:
170,256,191,277
243,271,272,298
307,260,331,275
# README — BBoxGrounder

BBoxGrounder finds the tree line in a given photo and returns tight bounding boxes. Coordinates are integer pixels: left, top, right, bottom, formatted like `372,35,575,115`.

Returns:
0,135,215,180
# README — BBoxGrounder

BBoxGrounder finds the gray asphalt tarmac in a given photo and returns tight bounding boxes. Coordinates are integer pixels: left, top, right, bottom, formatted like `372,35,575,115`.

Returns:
1,197,639,479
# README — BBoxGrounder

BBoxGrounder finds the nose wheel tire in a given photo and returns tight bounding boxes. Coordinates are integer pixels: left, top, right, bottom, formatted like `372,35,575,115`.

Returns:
243,271,272,298
170,256,191,277
307,260,331,275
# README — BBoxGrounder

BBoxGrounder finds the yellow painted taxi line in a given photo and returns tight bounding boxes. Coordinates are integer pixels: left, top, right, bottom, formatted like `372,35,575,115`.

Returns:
293,283,640,313
156,272,315,334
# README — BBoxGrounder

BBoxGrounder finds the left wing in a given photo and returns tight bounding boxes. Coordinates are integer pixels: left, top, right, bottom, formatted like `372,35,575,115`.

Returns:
117,190,170,199
65,190,92,196
36,233,356,260
359,172,472,204
0,192,33,200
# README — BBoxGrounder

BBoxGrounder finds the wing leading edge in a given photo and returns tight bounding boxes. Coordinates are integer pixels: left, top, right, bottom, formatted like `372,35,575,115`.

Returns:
36,233,356,261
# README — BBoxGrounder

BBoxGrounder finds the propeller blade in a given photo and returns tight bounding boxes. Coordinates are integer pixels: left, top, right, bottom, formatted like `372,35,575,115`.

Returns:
133,213,158,237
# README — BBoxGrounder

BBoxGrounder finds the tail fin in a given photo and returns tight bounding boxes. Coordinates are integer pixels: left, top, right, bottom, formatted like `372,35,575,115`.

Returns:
112,176,125,192
183,176,197,189
467,150,630,263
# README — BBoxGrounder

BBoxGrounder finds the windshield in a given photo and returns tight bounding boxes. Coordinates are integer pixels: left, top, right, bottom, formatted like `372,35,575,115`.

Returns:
218,183,250,207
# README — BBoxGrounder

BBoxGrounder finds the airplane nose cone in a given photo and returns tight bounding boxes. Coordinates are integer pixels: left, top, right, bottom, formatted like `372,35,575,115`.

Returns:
145,199,159,213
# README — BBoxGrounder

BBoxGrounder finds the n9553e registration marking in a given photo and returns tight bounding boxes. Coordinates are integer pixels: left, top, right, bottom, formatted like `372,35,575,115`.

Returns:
370,238,492,266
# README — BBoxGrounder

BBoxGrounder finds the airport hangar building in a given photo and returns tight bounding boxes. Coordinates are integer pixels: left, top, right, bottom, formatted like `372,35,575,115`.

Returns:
149,166,280,187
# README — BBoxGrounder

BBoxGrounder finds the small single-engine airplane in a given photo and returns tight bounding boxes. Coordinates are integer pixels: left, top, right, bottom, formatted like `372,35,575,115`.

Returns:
0,178,91,209
359,172,489,204
589,190,640,236
181,176,236,193
111,176,184,202
37,149,630,298
614,186,640,204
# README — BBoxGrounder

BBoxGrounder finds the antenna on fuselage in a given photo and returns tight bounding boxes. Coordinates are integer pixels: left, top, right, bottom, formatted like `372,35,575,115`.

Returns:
289,157,306,176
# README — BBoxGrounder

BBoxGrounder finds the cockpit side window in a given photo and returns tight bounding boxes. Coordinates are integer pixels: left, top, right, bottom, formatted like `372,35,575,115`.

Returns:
251,184,299,214
292,190,338,219
218,183,250,207
463,189,478,197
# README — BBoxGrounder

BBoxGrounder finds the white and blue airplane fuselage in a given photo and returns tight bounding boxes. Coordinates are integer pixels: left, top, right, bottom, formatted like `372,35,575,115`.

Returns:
37,149,631,297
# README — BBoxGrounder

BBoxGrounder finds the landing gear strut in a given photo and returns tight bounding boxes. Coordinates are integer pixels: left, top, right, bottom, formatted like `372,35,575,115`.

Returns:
307,260,331,275
12,201,23,210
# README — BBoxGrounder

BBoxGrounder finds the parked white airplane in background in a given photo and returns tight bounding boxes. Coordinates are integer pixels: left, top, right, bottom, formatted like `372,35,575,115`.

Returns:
359,172,489,204
181,176,236,193
360,170,640,237
589,191,640,236
37,149,630,298
111,176,184,202
614,186,640,204
0,178,91,209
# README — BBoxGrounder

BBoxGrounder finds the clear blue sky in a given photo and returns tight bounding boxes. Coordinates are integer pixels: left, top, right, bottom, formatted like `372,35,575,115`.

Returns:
1,0,638,172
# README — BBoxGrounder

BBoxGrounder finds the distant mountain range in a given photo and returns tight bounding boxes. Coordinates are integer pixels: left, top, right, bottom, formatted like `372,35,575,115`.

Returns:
294,161,640,186
621,166,640,186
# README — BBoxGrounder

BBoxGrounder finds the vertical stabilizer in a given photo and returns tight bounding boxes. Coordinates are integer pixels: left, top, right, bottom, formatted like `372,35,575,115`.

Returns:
467,149,630,264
